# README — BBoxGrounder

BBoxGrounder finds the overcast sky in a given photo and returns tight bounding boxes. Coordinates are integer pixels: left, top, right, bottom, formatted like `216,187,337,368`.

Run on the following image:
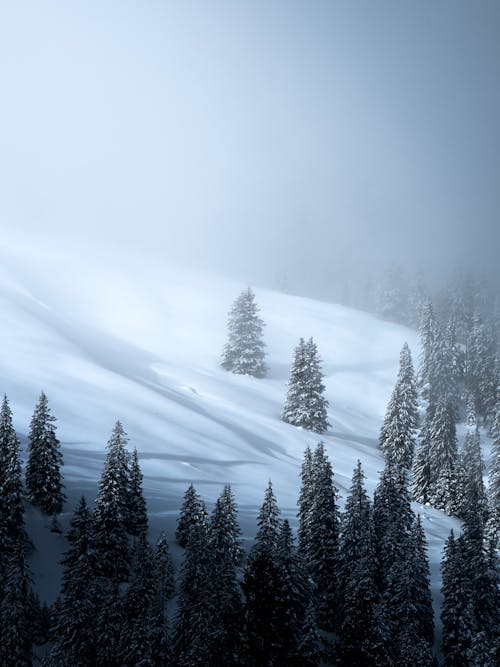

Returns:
1,1,499,295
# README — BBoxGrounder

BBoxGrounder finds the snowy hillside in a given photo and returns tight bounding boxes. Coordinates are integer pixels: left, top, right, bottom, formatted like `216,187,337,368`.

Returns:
0,244,461,615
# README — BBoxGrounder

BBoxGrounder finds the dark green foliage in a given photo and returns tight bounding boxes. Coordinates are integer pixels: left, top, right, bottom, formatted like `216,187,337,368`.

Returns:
209,484,243,567
303,443,340,631
154,531,175,601
175,483,208,548
94,580,125,667
0,545,33,667
45,496,96,666
174,520,216,666
339,462,390,666
467,313,497,423
441,531,475,665
282,338,330,434
25,392,65,516
92,421,130,582
0,395,26,553
126,448,148,537
209,486,245,664
380,343,418,468
427,398,459,512
221,287,267,378
120,538,169,666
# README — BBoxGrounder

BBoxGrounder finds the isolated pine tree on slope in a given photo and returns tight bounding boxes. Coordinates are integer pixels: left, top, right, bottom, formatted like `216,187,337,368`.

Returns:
380,342,418,468
282,337,330,433
221,287,267,377
25,392,65,516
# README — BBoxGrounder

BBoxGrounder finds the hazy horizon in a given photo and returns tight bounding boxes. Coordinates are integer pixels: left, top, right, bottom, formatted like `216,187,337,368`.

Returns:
1,1,500,298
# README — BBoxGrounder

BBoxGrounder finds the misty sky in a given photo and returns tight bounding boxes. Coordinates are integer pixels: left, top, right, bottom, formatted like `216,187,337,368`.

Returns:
1,1,499,295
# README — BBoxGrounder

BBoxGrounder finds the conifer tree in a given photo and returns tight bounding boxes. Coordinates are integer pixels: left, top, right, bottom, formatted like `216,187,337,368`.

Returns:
154,531,175,602
297,445,314,559
411,410,432,504
120,538,169,667
242,481,284,665
174,519,216,666
441,531,475,665
467,313,497,422
282,338,330,434
92,421,130,582
126,448,148,537
25,392,64,516
411,516,434,647
0,544,33,667
221,287,267,377
428,397,459,512
209,485,244,664
380,342,418,468
46,499,96,666
457,428,488,521
273,520,310,663
209,484,243,567
175,483,208,548
0,395,25,554
488,405,500,511
304,443,340,631
93,580,124,667
419,301,439,397
296,601,323,667
339,462,389,666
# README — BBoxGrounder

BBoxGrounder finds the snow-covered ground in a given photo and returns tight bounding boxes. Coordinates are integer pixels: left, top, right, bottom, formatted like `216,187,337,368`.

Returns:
0,242,465,637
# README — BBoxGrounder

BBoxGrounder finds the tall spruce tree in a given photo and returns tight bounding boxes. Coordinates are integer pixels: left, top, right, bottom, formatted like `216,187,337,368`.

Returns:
428,397,459,512
91,421,130,582
441,531,475,665
120,538,169,667
175,483,208,548
411,408,433,504
221,287,267,378
154,532,175,602
46,498,96,666
380,342,418,468
457,428,488,521
304,443,340,631
282,337,330,434
126,448,148,537
242,481,283,665
467,313,497,423
339,462,389,666
209,485,244,664
174,519,216,666
25,392,64,516
0,543,33,667
0,395,25,555
297,445,314,560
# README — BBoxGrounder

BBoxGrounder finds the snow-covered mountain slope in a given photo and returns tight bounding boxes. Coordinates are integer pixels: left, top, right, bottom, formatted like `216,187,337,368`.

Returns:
0,244,462,616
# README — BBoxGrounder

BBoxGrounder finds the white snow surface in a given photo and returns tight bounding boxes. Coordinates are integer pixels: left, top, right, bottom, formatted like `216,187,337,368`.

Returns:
0,244,464,631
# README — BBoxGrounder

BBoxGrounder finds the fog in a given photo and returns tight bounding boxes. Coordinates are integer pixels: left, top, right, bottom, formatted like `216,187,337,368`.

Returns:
1,1,499,298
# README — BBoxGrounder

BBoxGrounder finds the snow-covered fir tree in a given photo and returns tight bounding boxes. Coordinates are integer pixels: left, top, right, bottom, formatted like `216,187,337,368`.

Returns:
126,447,148,537
456,428,488,521
174,518,216,665
0,395,25,555
0,543,33,667
91,421,130,582
242,481,284,665
154,531,175,602
175,483,209,548
339,462,389,666
25,392,65,516
221,287,267,378
379,342,418,468
297,445,314,559
208,485,244,664
46,498,96,666
303,442,340,631
411,412,432,504
467,312,498,423
419,301,439,397
282,337,330,433
428,397,459,512
120,537,170,666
